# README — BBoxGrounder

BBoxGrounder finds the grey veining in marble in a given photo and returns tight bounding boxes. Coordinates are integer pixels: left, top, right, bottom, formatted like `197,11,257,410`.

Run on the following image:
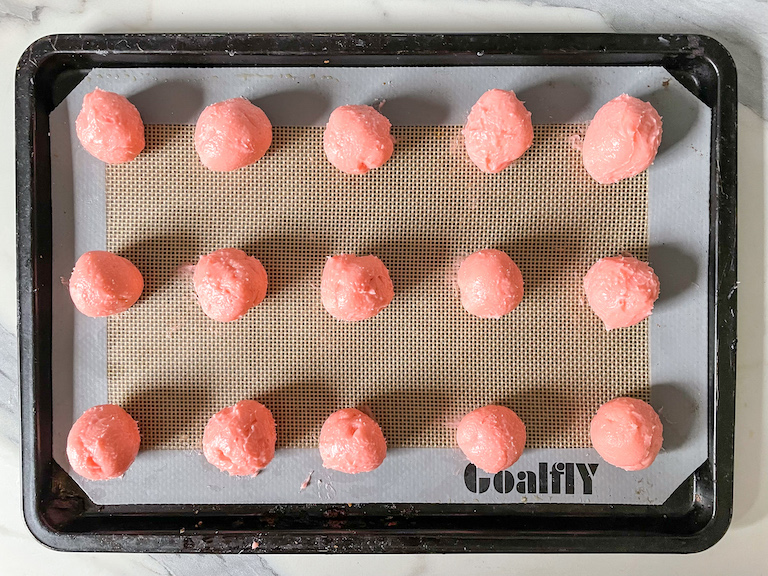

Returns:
531,0,768,118
0,325,19,446
153,555,280,576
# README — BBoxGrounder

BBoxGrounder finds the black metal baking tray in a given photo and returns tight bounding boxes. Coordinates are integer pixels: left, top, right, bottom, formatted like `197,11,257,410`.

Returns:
16,33,737,554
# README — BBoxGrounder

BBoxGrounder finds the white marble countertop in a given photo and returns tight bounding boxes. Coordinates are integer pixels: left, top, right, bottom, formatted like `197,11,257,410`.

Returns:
1,1,766,574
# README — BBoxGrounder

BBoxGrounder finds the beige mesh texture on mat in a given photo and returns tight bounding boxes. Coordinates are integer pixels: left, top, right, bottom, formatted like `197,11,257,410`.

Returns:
106,124,649,451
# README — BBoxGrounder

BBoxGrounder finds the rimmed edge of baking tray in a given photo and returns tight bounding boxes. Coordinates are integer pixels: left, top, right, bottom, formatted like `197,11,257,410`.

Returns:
16,32,737,554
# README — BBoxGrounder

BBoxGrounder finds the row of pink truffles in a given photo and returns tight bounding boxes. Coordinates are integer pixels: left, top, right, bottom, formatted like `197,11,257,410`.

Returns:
67,85,665,483
69,248,660,327
68,397,663,482
78,86,662,182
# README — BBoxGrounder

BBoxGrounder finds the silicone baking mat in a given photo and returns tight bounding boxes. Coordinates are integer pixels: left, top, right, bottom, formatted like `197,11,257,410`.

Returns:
49,65,710,505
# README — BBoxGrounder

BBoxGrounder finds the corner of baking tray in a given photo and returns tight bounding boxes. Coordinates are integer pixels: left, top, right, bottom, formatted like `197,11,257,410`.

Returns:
21,489,69,552
681,496,734,554
684,34,738,89
16,34,67,81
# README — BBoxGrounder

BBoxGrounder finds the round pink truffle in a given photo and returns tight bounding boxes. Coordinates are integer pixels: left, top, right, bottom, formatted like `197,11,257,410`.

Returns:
76,88,145,164
66,404,141,480
193,248,268,322
194,97,272,171
323,105,395,174
69,251,144,317
462,89,534,173
590,397,663,471
457,249,524,318
320,254,394,321
582,94,663,184
457,405,526,474
583,255,660,330
319,408,387,474
202,400,276,476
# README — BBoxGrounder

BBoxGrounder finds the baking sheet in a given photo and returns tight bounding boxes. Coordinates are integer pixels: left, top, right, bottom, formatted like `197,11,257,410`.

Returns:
49,65,709,505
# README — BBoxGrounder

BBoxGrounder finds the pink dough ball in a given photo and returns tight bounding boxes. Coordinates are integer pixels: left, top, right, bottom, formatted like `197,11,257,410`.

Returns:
193,248,268,322
582,94,663,184
462,89,534,173
202,400,276,476
323,105,395,174
319,408,387,474
66,404,141,480
320,254,394,321
457,405,526,474
194,97,273,171
457,249,524,318
76,88,145,164
583,255,660,330
590,397,663,471
68,251,144,317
